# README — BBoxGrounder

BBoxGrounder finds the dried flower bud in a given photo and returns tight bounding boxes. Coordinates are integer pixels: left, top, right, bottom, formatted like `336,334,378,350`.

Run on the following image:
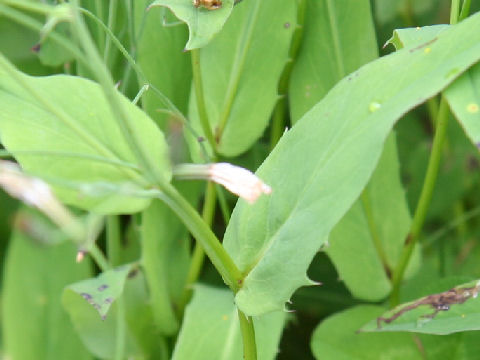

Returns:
0,161,80,238
173,163,272,204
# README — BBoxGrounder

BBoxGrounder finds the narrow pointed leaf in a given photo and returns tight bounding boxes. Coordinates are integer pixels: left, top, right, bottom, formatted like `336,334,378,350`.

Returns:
172,285,286,360
223,12,480,316
311,305,462,360
149,0,234,50
362,279,480,334
189,0,296,157
386,25,480,153
0,57,170,214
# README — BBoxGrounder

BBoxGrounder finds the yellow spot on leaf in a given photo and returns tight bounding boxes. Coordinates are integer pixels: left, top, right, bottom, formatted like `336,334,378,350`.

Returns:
424,47,431,54
467,103,479,113
222,315,228,321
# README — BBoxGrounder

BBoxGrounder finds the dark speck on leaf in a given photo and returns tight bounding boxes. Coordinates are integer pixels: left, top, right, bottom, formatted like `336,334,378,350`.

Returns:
197,136,205,143
81,292,92,300
104,297,114,304
98,284,108,292
284,22,290,29
31,44,41,53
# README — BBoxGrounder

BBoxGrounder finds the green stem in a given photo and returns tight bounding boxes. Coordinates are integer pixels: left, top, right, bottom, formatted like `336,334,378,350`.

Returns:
106,215,126,360
89,244,110,272
390,98,450,306
191,49,217,152
94,0,105,50
107,216,122,267
238,310,257,360
216,185,231,224
450,0,461,24
179,181,217,313
103,0,118,64
157,182,242,292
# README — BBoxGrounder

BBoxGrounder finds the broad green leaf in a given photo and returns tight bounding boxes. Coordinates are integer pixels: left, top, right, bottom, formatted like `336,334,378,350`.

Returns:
135,3,192,130
445,63,480,150
149,0,234,50
223,12,480,316
172,284,286,360
0,57,171,214
311,305,462,360
141,198,190,336
3,217,92,360
189,0,296,157
62,264,141,359
362,279,480,334
289,0,378,122
327,134,419,301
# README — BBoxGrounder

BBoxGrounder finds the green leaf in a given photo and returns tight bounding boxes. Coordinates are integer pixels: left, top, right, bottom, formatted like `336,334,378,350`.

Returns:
223,12,480,316
445,63,480,150
386,25,480,156
311,305,462,360
172,284,286,360
64,264,133,320
135,3,192,130
326,134,420,301
141,198,190,335
0,57,171,214
62,264,141,359
189,0,296,157
289,0,378,122
37,23,75,67
386,25,449,50
149,0,234,51
3,216,92,360
361,279,480,334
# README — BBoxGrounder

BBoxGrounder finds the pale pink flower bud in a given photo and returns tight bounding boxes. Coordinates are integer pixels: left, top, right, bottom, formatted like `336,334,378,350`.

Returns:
173,163,272,204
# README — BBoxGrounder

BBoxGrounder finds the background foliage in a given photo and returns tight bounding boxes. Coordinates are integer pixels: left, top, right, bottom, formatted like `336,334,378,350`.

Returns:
0,0,480,359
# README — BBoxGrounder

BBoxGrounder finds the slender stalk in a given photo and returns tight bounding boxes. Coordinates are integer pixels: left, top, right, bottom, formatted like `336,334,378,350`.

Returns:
89,244,110,272
390,98,450,306
191,49,217,152
106,215,126,360
450,0,461,24
94,0,105,50
103,0,118,64
107,216,122,266
390,0,459,306
157,182,242,292
216,185,231,224
179,181,217,313
238,310,257,360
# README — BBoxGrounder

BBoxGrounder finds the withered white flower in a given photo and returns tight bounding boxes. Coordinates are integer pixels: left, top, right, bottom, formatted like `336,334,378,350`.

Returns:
173,163,272,204
0,161,77,232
